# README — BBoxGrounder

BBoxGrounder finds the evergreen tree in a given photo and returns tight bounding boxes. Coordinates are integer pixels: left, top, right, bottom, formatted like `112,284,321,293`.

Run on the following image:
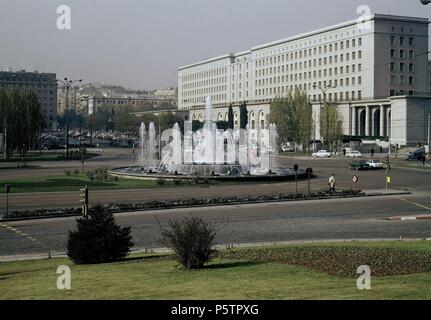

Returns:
67,206,134,264
239,102,248,129
227,104,234,129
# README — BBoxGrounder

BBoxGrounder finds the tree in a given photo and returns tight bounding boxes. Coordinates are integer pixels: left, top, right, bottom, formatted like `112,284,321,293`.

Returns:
67,206,134,264
215,120,229,130
0,88,42,159
295,90,313,152
227,104,234,129
239,102,248,129
269,89,313,151
320,103,342,152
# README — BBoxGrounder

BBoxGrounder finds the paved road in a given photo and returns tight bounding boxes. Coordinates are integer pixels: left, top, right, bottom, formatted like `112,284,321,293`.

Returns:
2,155,431,211
1,192,431,257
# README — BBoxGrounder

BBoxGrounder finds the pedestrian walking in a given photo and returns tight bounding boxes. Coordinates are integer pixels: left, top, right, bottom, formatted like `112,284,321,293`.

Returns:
422,154,426,166
328,174,336,193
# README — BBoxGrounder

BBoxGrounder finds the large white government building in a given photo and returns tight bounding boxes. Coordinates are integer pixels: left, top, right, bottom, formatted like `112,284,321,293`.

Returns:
178,14,431,147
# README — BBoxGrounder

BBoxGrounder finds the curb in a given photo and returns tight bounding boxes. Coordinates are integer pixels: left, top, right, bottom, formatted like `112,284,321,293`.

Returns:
384,215,431,221
2,237,431,262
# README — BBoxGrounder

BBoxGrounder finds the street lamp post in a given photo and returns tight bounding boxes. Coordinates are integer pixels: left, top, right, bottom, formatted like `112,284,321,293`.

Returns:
57,78,83,160
313,84,337,150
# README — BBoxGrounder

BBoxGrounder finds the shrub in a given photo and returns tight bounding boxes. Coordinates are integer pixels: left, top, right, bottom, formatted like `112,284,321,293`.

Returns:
65,169,71,176
161,216,216,269
156,177,166,185
86,171,94,181
94,168,109,182
67,205,134,264
173,178,182,186
73,169,80,176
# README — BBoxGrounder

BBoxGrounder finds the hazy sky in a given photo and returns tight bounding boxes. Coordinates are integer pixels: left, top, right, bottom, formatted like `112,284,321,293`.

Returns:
0,0,429,90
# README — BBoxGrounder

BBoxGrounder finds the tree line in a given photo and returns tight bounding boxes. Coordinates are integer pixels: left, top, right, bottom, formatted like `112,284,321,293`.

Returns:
0,88,42,159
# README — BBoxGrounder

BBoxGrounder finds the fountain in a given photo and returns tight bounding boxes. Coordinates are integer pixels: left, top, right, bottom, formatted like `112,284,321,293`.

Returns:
111,96,306,181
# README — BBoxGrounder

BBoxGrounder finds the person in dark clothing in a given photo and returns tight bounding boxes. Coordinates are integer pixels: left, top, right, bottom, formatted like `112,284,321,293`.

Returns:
422,154,426,166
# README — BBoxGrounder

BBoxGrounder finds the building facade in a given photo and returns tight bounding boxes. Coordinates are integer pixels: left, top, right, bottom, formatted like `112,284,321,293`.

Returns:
178,14,430,146
0,70,58,130
86,96,178,114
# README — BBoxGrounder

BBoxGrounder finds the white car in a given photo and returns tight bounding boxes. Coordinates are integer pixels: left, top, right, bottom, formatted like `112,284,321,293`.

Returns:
312,150,331,158
367,160,384,169
345,150,363,158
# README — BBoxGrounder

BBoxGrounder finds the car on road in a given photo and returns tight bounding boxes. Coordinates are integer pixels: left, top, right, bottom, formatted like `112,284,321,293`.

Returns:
350,160,369,171
366,160,384,169
406,148,426,161
345,150,363,158
312,150,331,158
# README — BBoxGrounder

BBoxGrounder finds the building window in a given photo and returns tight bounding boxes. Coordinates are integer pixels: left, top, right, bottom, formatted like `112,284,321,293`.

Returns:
409,76,414,85
409,37,414,46
400,36,405,46
390,49,395,58
390,36,395,45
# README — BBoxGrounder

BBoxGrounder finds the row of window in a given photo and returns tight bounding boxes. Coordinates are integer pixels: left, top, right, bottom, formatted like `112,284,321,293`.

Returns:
390,75,415,86
390,62,415,72
390,49,415,59
390,36,414,46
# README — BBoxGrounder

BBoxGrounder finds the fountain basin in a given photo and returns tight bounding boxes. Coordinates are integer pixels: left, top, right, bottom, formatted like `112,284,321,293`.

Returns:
109,166,309,182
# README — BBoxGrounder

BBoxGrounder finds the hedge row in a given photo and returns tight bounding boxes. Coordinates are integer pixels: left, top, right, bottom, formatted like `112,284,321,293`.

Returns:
218,246,431,277
5,190,364,220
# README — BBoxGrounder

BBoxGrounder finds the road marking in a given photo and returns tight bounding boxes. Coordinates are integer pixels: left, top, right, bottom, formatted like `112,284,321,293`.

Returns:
393,196,431,212
0,223,39,244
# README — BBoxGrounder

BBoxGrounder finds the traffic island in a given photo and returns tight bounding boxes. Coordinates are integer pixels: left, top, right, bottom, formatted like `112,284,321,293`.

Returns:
1,189,412,221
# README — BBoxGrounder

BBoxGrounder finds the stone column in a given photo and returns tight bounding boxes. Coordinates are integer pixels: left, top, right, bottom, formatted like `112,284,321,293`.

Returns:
351,106,357,136
365,106,371,136
380,105,385,137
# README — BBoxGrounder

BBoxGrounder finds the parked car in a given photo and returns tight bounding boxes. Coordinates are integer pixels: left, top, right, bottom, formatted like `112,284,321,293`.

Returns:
367,160,384,169
281,145,295,152
406,148,426,161
350,160,370,171
312,150,331,158
345,150,363,158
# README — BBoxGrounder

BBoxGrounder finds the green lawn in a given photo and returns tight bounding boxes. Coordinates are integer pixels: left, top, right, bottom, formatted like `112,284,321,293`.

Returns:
1,241,430,299
0,174,166,193
0,174,268,193
0,152,97,163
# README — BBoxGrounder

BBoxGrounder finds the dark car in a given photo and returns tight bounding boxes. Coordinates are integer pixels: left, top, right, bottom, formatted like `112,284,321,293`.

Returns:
406,148,426,161
350,160,370,171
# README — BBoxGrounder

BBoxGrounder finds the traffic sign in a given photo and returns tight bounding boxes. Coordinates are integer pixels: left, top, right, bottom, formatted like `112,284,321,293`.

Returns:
293,164,299,172
353,175,359,183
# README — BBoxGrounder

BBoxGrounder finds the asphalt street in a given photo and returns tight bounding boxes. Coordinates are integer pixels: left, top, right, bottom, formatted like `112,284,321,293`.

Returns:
1,149,431,258
1,192,431,257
